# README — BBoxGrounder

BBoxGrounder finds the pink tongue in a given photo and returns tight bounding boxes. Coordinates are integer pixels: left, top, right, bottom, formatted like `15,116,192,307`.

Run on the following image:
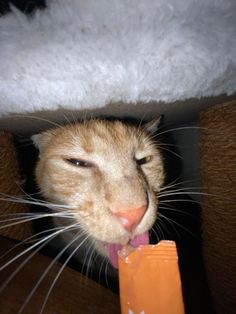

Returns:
107,232,149,268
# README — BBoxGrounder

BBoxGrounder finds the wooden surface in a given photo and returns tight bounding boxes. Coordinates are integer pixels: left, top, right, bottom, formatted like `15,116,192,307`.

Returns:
0,131,32,241
200,101,236,314
0,236,120,314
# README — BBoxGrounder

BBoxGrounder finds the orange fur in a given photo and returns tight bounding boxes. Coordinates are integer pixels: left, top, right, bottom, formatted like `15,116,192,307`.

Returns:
33,119,165,257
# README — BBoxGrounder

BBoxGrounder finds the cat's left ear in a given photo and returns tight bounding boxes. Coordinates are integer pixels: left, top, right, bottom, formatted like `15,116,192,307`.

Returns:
31,131,54,156
143,115,163,134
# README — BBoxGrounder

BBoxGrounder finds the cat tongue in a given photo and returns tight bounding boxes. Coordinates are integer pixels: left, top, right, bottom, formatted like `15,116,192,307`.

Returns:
107,232,149,268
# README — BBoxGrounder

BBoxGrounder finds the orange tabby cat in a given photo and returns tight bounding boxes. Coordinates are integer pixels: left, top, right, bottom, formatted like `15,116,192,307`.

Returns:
32,118,164,268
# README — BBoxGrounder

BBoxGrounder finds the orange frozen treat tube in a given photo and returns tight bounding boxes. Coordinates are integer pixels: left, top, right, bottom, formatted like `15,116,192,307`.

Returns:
118,240,185,314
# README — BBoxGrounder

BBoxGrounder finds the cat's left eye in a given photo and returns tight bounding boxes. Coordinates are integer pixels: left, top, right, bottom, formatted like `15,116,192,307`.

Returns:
65,158,94,168
136,156,153,166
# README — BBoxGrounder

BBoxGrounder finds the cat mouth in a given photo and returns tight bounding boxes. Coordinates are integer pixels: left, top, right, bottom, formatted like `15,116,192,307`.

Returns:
106,232,149,268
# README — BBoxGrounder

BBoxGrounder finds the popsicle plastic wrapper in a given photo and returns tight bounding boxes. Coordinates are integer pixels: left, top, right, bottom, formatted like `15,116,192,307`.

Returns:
118,240,185,314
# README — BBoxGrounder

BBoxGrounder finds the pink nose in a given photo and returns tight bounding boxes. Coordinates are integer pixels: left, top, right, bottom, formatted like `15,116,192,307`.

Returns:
113,204,148,231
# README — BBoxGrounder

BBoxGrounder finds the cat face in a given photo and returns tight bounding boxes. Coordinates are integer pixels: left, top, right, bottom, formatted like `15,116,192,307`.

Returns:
32,119,164,267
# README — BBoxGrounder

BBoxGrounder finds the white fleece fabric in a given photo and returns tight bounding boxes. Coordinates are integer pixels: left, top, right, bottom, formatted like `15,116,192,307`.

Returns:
0,0,235,116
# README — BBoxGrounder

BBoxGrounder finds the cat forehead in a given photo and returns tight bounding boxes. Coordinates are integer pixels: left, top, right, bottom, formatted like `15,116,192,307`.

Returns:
53,120,143,152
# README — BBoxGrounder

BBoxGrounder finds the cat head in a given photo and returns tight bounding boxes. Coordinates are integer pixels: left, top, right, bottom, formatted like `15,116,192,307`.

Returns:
32,118,164,267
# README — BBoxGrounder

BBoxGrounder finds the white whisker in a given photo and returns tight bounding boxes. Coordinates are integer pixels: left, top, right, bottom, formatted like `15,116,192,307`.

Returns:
81,239,94,277
158,190,227,200
0,224,79,297
159,177,186,191
155,219,169,237
0,225,73,261
158,205,197,218
0,212,74,231
160,198,201,204
10,114,63,129
0,212,74,223
0,223,78,273
39,234,90,314
104,259,110,289
156,126,203,138
63,114,72,125
18,230,86,314
98,255,107,284
150,227,160,242
159,186,202,194
85,240,97,279
158,213,196,238
157,215,180,238
0,193,74,210
157,145,183,160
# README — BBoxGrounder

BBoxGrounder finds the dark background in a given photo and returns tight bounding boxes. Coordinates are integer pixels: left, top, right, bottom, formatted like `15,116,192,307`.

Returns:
0,0,45,15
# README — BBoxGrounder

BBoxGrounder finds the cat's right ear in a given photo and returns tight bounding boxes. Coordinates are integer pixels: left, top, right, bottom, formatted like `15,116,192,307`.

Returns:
143,115,163,134
31,131,53,156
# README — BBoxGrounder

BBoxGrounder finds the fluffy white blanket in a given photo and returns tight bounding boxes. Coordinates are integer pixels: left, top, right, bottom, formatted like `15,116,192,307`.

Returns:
0,0,235,116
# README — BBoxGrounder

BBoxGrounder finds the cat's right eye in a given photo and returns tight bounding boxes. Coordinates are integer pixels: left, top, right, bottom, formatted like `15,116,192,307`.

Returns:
136,155,153,166
65,158,94,168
